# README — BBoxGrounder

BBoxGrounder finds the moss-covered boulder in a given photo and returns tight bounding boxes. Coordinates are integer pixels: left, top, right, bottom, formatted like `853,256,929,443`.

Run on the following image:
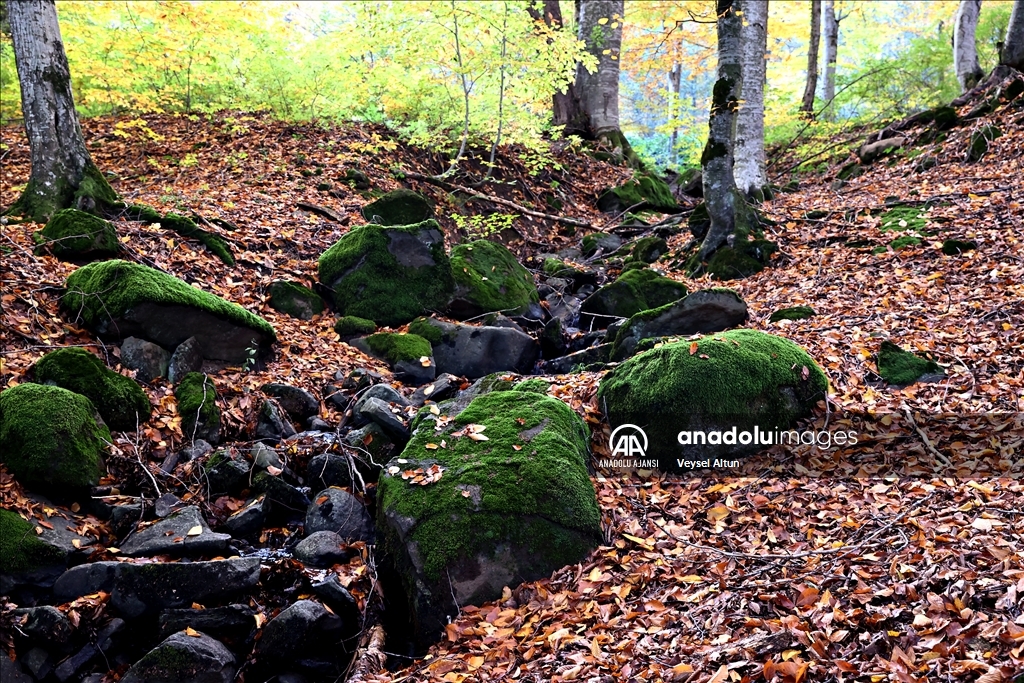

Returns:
0,509,68,592
696,239,776,281
580,268,688,323
448,240,539,318
0,383,108,490
31,347,151,431
37,209,119,261
769,305,816,323
876,341,943,385
361,189,433,226
599,330,828,468
318,221,455,327
580,233,624,258
596,173,679,214
63,260,275,363
267,281,324,320
378,390,601,649
175,373,221,445
623,236,668,264
351,332,435,385
334,315,377,338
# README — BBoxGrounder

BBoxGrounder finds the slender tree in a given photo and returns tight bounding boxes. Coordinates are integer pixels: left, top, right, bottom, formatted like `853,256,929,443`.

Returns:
1001,0,1024,69
733,0,768,197
954,0,984,92
800,0,821,115
821,0,849,119
5,0,117,221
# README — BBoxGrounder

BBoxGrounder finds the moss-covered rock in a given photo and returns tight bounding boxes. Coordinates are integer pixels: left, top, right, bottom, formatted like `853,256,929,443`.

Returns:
267,281,325,320
876,341,943,385
361,189,433,226
624,236,668,264
941,239,977,255
599,329,828,467
769,306,816,323
448,240,539,318
967,125,1002,162
31,348,151,431
378,390,601,649
175,373,221,445
334,316,377,337
596,173,679,214
887,235,922,251
0,383,108,490
160,213,235,266
318,221,455,327
38,209,119,261
0,508,67,577
580,233,624,257
357,332,432,364
700,239,777,281
512,378,549,394
581,269,688,322
63,260,275,363
879,206,927,233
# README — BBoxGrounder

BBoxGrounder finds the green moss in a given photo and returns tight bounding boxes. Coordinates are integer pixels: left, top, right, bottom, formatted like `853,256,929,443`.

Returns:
334,316,377,337
378,391,600,581
63,260,275,341
542,258,568,276
687,202,711,238
941,239,977,255
625,236,668,264
364,332,432,364
160,213,234,265
929,105,959,130
0,509,66,575
123,204,164,223
318,221,455,327
174,373,220,444
581,269,688,319
769,306,816,323
879,206,927,233
705,246,764,280
0,383,108,490
449,240,539,316
877,341,942,385
361,189,433,226
267,281,324,320
512,379,549,394
836,162,863,181
408,317,444,345
967,125,1002,162
32,348,151,431
597,174,678,213
6,160,119,223
38,209,119,260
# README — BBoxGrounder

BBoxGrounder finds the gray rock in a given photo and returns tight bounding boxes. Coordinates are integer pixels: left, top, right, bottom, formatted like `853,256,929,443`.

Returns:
54,643,98,682
262,383,319,422
121,630,236,683
119,506,231,558
1,507,94,597
311,574,359,622
544,290,581,327
393,355,437,386
305,488,374,541
168,337,203,384
222,496,267,540
157,604,255,641
11,606,72,645
256,398,298,441
359,397,410,441
415,317,539,379
204,451,251,497
352,383,408,419
155,492,186,517
408,373,461,407
254,600,343,667
307,416,333,432
54,561,119,602
252,472,309,513
293,530,351,567
21,647,51,681
120,337,170,382
251,442,283,470
611,288,749,360
307,449,384,491
181,439,213,462
539,344,613,374
111,557,261,619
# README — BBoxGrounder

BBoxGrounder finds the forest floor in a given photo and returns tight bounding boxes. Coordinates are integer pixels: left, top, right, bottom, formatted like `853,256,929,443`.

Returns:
1,102,1022,683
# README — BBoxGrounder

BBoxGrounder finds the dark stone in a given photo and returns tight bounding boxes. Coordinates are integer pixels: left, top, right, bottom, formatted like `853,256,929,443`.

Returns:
121,630,236,683
410,317,538,379
222,496,267,540
293,531,352,567
408,373,461,407
253,600,344,671
308,450,384,491
361,189,433,226
204,452,250,497
541,317,568,359
168,337,203,384
0,653,34,683
252,472,310,514
157,604,256,641
310,574,359,623
306,488,374,541
155,492,186,517
544,290,581,327
1,507,94,598
580,233,623,257
120,337,170,383
262,384,319,422
256,398,298,441
251,442,283,471
54,643,98,682
267,281,325,321
539,344,613,374
54,561,120,601
181,440,213,462
359,397,411,441
11,606,73,645
353,384,408,423
119,506,231,558
111,557,261,619
307,417,333,432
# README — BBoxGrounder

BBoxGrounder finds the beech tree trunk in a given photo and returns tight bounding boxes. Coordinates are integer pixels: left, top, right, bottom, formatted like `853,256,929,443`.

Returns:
6,0,117,221
1002,0,1024,69
733,0,768,197
529,0,585,130
800,0,821,116
821,0,838,118
954,0,984,92
698,0,744,261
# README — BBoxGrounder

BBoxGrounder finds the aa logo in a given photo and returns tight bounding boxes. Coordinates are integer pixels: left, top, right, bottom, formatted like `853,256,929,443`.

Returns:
609,424,648,458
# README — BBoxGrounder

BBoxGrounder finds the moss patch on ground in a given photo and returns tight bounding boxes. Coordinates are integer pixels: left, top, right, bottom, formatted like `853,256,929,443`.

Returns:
581,268,688,320
38,209,119,261
364,332,432,364
0,509,66,575
941,239,977,255
32,348,151,431
63,260,275,341
597,173,679,213
159,213,234,265
0,383,108,490
175,373,221,444
267,281,324,320
449,240,539,317
878,206,928,234
877,341,943,385
318,221,455,327
769,306,816,323
334,316,377,337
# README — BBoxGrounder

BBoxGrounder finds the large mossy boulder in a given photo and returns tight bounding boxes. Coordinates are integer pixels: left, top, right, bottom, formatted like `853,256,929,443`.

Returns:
318,221,455,327
31,347,151,431
448,240,539,319
599,329,828,468
0,383,108,490
581,268,688,322
267,280,325,320
378,390,601,650
175,373,221,445
38,208,119,261
596,173,679,214
361,189,433,226
62,260,275,363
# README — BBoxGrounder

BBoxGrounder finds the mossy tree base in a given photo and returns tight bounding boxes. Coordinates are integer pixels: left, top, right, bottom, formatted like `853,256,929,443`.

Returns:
5,161,119,223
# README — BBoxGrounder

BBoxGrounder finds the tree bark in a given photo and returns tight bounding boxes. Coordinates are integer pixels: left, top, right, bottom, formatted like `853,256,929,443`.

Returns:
698,0,744,261
528,0,586,130
6,0,117,221
954,0,984,92
733,0,768,197
821,0,838,118
1002,0,1024,69
800,0,821,116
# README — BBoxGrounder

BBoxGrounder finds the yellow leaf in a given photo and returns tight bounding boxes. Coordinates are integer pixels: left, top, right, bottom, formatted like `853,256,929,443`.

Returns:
186,525,203,536
429,404,440,415
425,443,439,450
597,17,609,24
185,626,201,637
679,574,703,583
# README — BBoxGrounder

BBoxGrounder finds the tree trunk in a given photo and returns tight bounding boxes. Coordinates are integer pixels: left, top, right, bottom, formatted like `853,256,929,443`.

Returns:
698,0,744,261
6,0,117,221
733,0,768,197
821,0,838,118
529,0,586,130
954,0,984,92
800,0,821,116
1002,0,1024,69
669,61,682,167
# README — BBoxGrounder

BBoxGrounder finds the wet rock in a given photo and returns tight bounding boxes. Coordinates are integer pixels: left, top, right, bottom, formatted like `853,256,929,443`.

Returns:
11,606,73,645
306,487,374,541
253,600,344,675
293,531,352,567
157,604,256,642
409,317,538,379
221,496,267,540
54,561,120,602
262,383,320,422
539,344,613,374
251,442,283,471
111,557,261,619
359,397,411,441
120,337,170,383
121,630,236,683
204,451,250,497
256,398,298,441
119,506,230,558
308,448,384,490
408,373,461,407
